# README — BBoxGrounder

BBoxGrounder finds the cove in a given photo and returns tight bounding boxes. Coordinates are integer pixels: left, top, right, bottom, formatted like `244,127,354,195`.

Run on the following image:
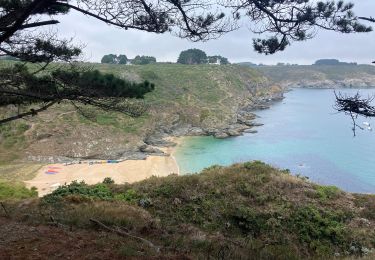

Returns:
174,88,375,193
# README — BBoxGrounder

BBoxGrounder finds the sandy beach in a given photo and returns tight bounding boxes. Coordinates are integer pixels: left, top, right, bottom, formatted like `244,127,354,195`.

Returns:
25,140,181,197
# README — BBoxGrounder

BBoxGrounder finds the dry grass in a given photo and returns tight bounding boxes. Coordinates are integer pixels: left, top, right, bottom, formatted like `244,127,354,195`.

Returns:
0,163,43,183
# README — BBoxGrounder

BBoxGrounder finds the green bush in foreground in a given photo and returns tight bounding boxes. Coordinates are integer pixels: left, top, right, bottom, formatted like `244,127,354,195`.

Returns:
43,181,113,203
30,162,375,259
0,182,37,200
43,180,145,204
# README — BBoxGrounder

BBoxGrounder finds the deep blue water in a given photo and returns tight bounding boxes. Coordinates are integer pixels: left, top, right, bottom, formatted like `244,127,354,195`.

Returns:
174,88,375,193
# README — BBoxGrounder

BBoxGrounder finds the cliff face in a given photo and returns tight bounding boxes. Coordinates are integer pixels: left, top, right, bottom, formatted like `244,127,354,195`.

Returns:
255,64,375,89
0,64,282,163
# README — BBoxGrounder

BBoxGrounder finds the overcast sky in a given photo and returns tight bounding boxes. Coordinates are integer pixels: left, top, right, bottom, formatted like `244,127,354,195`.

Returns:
56,1,375,65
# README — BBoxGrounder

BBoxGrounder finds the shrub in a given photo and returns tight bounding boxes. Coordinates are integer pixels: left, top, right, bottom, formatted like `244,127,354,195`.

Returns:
243,161,272,184
43,181,113,203
244,160,267,169
243,161,273,175
232,206,270,237
154,183,177,198
114,189,138,202
289,205,347,254
202,164,223,172
237,183,257,197
0,182,38,200
354,195,375,220
315,186,340,201
103,177,115,184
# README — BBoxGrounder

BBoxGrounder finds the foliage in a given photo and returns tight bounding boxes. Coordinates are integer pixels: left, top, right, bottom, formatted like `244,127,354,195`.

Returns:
208,55,229,65
315,185,340,201
101,54,128,64
0,64,155,123
43,181,141,204
4,162,375,259
247,1,372,54
65,69,154,99
0,182,37,200
43,181,113,203
243,160,273,173
124,162,373,257
354,195,375,221
114,189,139,202
131,55,156,65
289,206,348,255
177,49,208,65
232,206,271,237
101,54,118,64
102,177,115,184
118,55,128,64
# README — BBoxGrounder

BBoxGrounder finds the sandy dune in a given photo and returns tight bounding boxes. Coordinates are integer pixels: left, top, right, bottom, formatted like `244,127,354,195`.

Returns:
25,154,179,197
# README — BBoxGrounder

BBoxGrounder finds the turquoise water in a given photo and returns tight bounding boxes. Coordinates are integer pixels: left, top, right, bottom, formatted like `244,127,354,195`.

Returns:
174,88,375,193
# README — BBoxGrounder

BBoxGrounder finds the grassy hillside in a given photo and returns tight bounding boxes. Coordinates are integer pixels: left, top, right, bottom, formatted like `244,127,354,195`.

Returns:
251,64,375,87
98,63,269,124
1,161,374,259
0,63,272,164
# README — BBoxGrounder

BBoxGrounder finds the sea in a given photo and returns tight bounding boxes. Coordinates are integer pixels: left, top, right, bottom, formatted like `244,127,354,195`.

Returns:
174,88,375,193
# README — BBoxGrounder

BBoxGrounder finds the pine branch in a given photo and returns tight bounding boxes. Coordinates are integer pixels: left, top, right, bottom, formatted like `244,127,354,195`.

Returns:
0,20,60,31
0,101,56,124
358,16,375,23
0,0,48,43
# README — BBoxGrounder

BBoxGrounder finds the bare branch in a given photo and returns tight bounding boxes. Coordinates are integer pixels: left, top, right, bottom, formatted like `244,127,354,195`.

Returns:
334,91,375,136
358,16,375,23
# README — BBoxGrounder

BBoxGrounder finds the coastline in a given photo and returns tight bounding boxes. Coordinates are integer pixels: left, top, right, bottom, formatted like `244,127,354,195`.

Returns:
25,137,182,197
23,91,285,197
23,90,285,197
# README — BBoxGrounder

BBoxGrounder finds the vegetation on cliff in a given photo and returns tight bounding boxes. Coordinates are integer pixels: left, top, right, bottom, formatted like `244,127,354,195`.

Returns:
1,161,374,259
0,63,271,163
252,64,375,87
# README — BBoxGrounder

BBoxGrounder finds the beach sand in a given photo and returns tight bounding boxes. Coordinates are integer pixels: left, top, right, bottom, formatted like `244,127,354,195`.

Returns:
25,141,181,197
